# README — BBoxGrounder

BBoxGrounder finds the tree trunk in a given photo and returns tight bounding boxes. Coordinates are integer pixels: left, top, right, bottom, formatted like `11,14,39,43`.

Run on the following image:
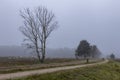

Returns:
41,41,46,63
86,58,89,63
37,52,41,63
35,40,41,63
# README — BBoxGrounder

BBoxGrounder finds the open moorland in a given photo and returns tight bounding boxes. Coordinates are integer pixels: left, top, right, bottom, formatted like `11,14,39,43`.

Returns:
8,60,120,80
0,57,102,74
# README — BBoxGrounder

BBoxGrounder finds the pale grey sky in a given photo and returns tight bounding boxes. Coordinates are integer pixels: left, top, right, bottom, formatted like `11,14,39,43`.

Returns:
0,0,120,55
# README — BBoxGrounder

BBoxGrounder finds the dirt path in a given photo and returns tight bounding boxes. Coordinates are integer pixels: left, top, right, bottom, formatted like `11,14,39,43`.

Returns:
0,59,108,80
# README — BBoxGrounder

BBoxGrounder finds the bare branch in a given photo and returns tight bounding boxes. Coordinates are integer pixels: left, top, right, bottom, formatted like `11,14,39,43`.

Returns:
20,6,58,63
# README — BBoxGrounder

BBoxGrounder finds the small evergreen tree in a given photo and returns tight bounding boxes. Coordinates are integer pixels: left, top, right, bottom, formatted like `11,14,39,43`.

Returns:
75,40,102,63
110,53,115,59
76,40,91,63
90,45,101,58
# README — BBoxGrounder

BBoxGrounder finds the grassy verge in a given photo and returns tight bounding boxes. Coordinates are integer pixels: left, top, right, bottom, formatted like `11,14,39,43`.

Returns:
0,57,78,67
0,59,101,74
8,61,120,80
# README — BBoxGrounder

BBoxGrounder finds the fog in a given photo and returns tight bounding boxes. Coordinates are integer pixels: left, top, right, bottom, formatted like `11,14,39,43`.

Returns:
0,46,75,58
0,0,120,57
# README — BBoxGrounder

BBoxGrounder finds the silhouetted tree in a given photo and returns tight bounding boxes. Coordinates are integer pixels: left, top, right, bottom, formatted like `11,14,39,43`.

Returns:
90,45,101,58
75,40,102,63
20,6,58,63
76,40,91,63
110,53,115,59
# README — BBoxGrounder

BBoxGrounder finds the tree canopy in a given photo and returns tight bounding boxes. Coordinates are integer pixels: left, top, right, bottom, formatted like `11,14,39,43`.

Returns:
75,40,91,59
75,40,101,59
110,53,115,59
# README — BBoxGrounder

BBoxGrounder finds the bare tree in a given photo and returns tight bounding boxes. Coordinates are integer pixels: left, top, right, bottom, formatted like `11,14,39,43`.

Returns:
20,6,58,63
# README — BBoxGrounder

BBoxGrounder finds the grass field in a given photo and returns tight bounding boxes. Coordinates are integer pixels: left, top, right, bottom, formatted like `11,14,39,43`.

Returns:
0,57,78,67
0,57,102,74
8,60,120,80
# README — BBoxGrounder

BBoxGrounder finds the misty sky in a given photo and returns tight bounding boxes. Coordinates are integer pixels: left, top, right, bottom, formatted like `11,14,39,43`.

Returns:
0,0,120,55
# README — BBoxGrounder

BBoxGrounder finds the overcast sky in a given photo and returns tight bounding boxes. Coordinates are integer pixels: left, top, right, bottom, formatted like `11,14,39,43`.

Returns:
0,0,120,55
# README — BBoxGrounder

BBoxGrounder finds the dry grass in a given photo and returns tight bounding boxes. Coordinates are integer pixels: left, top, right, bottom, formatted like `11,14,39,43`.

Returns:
0,57,102,74
8,61,120,80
